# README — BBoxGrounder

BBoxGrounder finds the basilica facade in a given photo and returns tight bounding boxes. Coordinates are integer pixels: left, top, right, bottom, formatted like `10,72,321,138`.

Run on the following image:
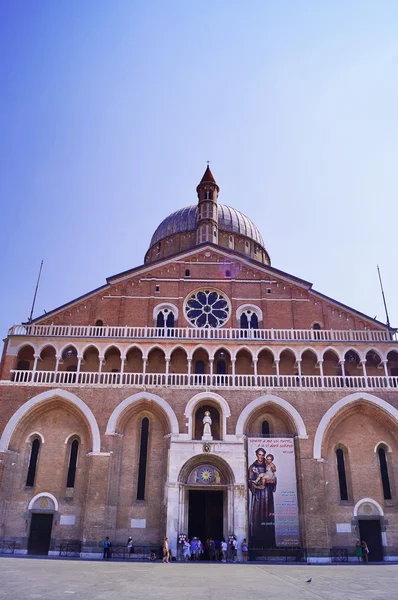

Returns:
1,167,397,562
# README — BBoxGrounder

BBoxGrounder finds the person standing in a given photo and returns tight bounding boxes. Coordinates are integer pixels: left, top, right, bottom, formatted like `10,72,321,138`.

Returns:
241,538,248,563
127,537,134,558
162,537,170,563
232,536,238,562
355,540,363,563
209,538,215,561
220,538,227,563
183,538,191,561
214,538,220,562
361,541,369,563
190,537,198,560
103,536,112,560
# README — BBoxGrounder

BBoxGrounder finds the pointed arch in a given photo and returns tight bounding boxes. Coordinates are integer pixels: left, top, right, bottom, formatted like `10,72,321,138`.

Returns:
277,346,299,361
322,347,343,361
37,342,58,356
0,389,101,453
313,392,398,460
184,391,231,440
299,346,321,361
254,346,276,361
235,394,307,438
105,391,179,436
233,346,255,361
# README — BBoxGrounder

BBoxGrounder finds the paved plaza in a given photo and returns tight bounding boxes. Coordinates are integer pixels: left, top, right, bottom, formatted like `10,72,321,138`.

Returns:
0,558,397,600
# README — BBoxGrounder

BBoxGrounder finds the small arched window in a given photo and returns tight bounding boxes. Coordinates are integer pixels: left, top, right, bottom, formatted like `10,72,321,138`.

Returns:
240,313,249,329
66,439,79,488
262,420,270,436
137,417,149,501
336,448,349,501
155,305,177,329
378,447,392,500
95,320,104,327
166,312,174,328
250,314,259,329
239,309,260,330
26,438,40,487
185,269,190,277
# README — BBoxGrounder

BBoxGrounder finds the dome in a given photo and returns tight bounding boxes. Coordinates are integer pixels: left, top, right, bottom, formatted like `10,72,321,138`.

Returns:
150,204,265,249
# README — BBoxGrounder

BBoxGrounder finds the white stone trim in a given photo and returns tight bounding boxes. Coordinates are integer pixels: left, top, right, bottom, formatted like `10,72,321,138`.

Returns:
25,431,45,444
353,497,384,517
233,346,255,360
184,391,231,440
0,389,101,453
374,441,392,453
299,346,321,361
235,304,263,321
275,346,299,361
254,346,276,361
363,347,384,361
313,392,398,459
153,302,179,320
235,394,307,438
28,492,59,512
58,342,79,358
102,343,124,359
321,346,343,361
105,391,179,436
13,341,38,356
37,342,58,356
64,433,80,445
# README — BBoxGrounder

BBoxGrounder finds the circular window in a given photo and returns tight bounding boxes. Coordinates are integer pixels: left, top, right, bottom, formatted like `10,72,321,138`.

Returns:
184,289,230,328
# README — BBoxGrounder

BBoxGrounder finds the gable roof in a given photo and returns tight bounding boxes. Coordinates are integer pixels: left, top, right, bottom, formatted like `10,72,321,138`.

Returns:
27,242,393,330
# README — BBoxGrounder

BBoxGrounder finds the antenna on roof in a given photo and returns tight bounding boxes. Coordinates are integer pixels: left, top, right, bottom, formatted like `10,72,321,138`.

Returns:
377,265,391,330
28,260,44,323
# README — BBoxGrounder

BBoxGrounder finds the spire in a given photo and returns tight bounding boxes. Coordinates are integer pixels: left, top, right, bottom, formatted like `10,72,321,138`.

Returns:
197,164,220,192
196,165,219,245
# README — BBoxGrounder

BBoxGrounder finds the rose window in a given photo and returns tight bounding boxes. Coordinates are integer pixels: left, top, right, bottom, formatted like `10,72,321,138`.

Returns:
185,289,230,328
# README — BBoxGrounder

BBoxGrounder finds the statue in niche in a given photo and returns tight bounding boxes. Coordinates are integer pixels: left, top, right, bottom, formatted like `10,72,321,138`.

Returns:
202,410,213,440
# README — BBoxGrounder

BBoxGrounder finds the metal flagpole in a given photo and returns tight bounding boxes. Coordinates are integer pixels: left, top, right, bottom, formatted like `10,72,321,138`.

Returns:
28,260,44,323
377,264,391,330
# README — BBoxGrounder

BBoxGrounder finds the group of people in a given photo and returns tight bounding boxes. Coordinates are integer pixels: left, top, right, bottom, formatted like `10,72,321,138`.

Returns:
355,540,370,563
177,536,249,563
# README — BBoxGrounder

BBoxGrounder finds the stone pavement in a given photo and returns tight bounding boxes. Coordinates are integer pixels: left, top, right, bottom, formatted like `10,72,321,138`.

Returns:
0,558,397,600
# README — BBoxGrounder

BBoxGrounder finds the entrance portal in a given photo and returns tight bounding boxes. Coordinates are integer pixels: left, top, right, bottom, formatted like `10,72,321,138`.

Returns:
358,519,383,562
188,490,223,541
28,514,53,555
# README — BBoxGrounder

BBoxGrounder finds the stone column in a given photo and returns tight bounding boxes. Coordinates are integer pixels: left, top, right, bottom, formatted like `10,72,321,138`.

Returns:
166,483,181,558
317,359,324,386
274,359,280,385
381,360,390,387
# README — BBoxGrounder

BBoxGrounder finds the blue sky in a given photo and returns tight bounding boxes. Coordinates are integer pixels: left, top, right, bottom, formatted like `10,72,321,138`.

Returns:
1,0,397,337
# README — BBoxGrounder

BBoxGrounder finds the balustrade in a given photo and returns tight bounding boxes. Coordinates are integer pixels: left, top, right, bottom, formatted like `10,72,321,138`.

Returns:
8,324,396,342
9,369,398,390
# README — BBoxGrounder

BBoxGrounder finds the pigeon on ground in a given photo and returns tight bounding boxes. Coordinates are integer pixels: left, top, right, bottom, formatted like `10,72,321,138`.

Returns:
306,578,312,583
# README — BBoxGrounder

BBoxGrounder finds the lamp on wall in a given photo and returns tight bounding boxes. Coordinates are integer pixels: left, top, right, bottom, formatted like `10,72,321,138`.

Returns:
219,351,226,360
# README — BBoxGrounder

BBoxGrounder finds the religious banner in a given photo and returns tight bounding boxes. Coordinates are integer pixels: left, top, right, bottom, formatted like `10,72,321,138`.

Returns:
247,438,299,547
